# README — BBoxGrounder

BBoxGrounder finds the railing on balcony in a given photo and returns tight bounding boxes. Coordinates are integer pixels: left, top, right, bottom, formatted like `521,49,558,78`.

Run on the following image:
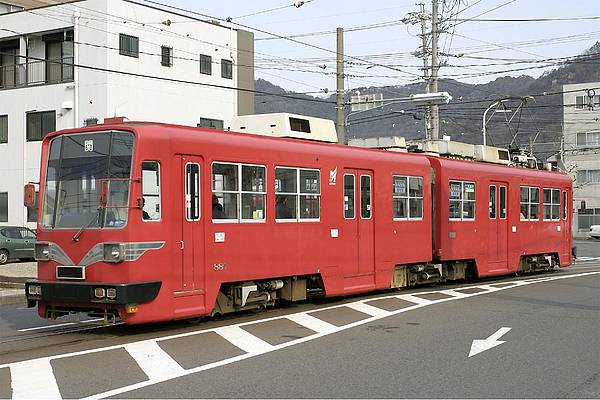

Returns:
0,57,74,89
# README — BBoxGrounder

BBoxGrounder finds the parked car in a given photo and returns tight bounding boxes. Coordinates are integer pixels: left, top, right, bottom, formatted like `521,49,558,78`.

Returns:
0,226,37,265
590,225,600,239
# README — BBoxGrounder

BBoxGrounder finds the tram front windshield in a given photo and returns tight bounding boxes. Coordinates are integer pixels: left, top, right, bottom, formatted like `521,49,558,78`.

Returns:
41,131,135,229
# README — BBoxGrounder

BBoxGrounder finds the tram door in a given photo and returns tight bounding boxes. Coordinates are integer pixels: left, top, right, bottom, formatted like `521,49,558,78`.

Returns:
342,169,375,277
488,182,508,270
177,156,205,292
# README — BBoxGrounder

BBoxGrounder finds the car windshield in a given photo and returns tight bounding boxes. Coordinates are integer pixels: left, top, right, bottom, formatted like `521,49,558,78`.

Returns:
41,131,135,229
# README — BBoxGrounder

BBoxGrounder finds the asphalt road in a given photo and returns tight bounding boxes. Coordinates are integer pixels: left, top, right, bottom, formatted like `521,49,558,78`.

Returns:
0,252,598,399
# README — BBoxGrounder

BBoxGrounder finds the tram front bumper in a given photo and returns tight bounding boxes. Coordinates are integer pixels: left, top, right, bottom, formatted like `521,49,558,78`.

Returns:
25,280,162,308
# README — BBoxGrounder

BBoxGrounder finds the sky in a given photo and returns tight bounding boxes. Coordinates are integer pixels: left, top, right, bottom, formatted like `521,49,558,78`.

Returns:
160,0,600,95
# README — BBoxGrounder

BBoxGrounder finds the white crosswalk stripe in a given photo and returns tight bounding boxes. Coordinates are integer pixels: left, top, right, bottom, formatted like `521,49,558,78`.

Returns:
215,326,273,354
345,301,390,317
124,341,185,381
286,313,337,334
10,359,61,400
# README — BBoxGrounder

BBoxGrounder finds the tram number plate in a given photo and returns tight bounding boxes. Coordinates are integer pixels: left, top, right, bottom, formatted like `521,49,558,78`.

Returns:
56,266,86,280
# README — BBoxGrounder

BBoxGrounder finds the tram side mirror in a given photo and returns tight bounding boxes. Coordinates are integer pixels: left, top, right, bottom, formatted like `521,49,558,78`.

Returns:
24,184,36,208
99,180,109,209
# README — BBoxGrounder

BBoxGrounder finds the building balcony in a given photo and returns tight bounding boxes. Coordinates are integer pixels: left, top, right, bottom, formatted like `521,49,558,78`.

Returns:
0,57,73,90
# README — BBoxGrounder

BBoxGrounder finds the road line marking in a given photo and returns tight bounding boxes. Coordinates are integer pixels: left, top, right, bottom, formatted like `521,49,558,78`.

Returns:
215,326,273,354
4,270,600,400
396,294,435,305
345,301,390,317
438,289,472,298
124,341,185,381
10,359,61,400
286,313,337,334
18,318,104,332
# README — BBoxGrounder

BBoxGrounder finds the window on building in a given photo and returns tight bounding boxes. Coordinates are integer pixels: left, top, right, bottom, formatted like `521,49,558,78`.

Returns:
0,45,18,89
26,191,38,222
449,180,475,220
0,192,7,222
142,161,161,221
0,115,7,144
119,34,139,58
275,167,320,221
520,186,540,221
575,96,585,109
576,132,600,147
198,117,224,130
212,163,266,222
393,175,423,220
199,54,212,75
221,59,233,79
26,111,56,142
543,188,561,221
160,46,173,67
577,169,600,185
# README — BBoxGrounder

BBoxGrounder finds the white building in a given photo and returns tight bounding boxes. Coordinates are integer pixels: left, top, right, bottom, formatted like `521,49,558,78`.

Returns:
0,0,255,227
562,82,600,234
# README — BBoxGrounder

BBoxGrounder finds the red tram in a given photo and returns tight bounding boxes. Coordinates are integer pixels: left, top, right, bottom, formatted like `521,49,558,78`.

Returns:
24,118,572,324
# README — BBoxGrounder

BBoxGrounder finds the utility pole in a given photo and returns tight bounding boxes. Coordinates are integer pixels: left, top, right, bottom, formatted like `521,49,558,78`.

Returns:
336,27,345,144
417,2,431,139
430,0,440,140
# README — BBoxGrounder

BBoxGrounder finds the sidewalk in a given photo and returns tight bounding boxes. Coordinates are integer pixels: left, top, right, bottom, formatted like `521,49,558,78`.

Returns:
0,261,36,305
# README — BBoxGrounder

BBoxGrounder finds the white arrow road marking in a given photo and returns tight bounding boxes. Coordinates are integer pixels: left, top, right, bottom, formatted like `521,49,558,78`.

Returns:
468,327,512,358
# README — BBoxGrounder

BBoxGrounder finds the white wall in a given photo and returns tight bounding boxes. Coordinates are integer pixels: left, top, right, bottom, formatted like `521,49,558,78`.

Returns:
0,0,249,227
563,83,600,210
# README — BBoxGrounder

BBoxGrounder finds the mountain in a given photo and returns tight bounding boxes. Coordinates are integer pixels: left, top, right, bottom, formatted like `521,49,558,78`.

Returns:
255,42,600,159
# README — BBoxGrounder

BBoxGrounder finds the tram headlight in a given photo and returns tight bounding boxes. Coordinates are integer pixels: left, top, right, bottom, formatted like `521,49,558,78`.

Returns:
94,287,105,298
28,284,42,296
106,288,117,299
34,242,51,261
103,243,125,263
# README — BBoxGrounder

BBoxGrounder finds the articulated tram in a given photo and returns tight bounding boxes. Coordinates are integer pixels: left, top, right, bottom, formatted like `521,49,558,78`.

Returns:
24,115,572,324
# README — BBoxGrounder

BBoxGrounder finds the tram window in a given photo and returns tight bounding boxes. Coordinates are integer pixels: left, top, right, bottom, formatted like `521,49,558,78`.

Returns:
408,176,423,219
563,191,567,220
275,168,297,220
543,188,560,221
275,167,320,221
449,180,475,221
393,176,408,219
185,163,200,221
344,174,355,219
360,175,371,219
299,169,320,220
241,165,266,221
489,185,497,219
142,161,161,221
520,186,539,221
393,175,423,220
212,163,239,220
499,186,506,219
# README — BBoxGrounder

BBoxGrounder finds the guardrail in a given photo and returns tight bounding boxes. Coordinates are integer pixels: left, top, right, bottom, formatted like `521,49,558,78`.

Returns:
0,57,74,89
